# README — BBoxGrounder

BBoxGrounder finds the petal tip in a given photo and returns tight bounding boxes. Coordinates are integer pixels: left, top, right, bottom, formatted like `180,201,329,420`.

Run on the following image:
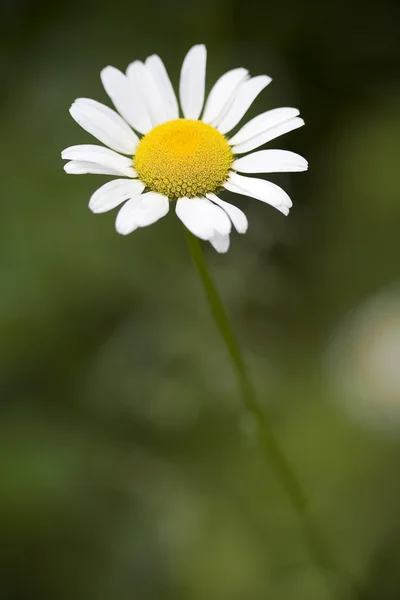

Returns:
210,234,230,253
193,43,206,52
88,200,100,214
279,205,291,216
69,103,79,119
100,65,115,82
115,218,137,235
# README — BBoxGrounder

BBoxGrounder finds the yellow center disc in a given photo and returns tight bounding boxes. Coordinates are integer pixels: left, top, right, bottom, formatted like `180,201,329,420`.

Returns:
134,119,233,199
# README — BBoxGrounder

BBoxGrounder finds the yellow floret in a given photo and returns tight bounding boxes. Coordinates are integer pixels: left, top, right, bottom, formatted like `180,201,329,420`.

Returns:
134,119,233,199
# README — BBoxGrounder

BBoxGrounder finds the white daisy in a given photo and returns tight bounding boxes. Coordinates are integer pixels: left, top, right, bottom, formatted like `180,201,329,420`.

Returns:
62,44,307,253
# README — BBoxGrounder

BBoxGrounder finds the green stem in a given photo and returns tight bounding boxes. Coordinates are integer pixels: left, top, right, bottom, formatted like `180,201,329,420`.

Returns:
185,230,357,591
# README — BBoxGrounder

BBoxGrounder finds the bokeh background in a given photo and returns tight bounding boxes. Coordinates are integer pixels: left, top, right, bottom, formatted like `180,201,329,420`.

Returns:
1,0,400,598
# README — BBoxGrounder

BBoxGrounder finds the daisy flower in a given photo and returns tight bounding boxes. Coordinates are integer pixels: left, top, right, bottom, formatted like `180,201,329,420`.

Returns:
62,45,307,253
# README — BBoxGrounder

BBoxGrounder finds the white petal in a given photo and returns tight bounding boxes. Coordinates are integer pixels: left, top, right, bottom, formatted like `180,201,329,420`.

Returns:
225,179,290,215
233,150,308,173
228,107,300,146
232,117,305,154
175,197,231,240
64,161,126,176
115,192,169,235
277,204,290,216
145,54,179,121
209,233,230,253
89,179,145,214
100,66,152,134
61,144,136,177
179,45,207,120
225,172,292,213
69,98,139,155
202,68,249,125
216,75,272,135
206,193,248,234
126,60,167,127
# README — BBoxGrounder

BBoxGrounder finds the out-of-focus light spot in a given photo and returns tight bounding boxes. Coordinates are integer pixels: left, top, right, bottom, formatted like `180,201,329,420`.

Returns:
326,286,400,433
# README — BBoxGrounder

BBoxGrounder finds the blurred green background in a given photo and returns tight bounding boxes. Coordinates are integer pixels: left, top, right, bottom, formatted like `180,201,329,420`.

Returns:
1,0,400,598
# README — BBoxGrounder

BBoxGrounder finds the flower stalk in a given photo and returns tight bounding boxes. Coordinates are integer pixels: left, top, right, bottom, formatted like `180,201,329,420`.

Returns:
185,230,359,592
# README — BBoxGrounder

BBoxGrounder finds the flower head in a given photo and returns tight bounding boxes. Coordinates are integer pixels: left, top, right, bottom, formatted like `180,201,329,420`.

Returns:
62,45,307,253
